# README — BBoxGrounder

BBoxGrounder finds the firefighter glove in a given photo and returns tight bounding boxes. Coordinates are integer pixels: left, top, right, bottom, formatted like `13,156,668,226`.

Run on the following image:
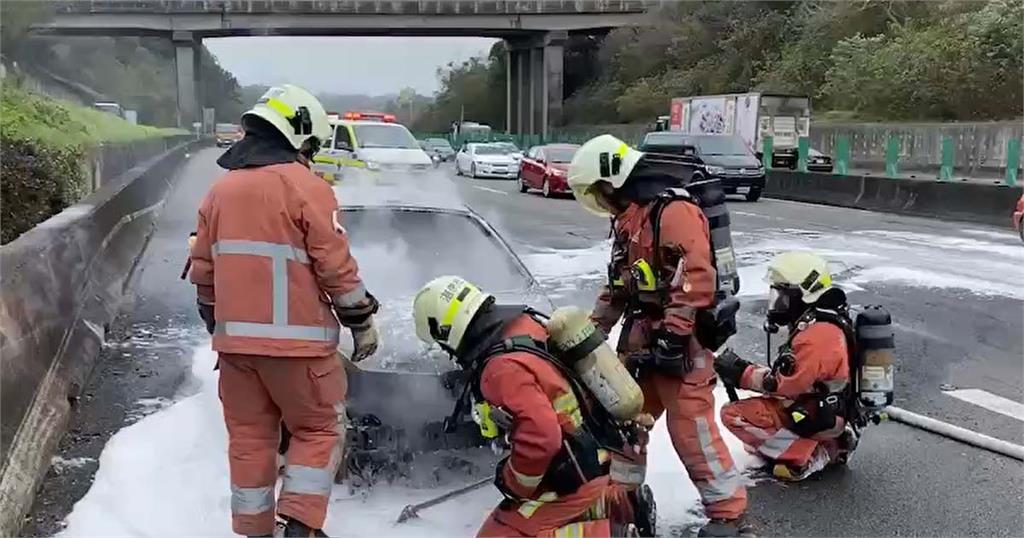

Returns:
651,329,692,377
197,300,215,335
350,317,379,362
714,348,751,388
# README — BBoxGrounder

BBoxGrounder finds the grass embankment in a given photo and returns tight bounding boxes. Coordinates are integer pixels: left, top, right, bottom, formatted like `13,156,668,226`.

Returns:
1,85,187,244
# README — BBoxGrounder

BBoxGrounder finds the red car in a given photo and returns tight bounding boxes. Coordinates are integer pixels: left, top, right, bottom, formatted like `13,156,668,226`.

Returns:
517,144,580,198
1013,193,1024,242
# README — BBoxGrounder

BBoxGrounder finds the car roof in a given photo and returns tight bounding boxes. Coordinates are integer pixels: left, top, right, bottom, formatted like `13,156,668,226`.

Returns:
642,132,740,145
539,143,580,149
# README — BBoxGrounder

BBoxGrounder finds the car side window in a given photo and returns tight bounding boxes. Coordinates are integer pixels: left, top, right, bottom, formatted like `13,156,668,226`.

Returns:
526,147,538,160
536,149,546,163
334,127,353,151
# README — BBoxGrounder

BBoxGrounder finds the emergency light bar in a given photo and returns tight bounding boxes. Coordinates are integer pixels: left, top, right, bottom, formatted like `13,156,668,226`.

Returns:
343,111,396,123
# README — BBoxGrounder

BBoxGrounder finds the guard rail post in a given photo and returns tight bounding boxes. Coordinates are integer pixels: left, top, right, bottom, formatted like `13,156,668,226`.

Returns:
1005,137,1020,186
835,135,850,175
885,135,900,178
797,136,809,173
940,137,955,181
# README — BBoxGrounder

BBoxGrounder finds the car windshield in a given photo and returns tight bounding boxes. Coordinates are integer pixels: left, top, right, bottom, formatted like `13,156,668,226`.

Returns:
495,142,520,153
474,145,506,155
695,136,750,156
545,147,578,163
426,138,453,149
340,207,535,371
353,124,419,149
215,123,237,134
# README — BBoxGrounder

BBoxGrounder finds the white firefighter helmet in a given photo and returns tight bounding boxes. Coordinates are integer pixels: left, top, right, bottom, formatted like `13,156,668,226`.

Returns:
413,275,494,352
243,84,331,150
568,134,645,216
766,251,834,304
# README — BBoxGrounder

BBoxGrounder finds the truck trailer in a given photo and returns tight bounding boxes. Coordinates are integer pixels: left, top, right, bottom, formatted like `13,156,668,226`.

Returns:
668,93,810,168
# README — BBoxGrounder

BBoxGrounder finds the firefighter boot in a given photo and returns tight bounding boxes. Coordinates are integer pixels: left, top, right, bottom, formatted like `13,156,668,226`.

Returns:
279,517,329,538
772,445,832,482
698,518,756,537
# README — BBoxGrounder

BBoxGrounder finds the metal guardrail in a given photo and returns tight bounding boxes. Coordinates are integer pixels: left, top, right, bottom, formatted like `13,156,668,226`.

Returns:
53,0,650,15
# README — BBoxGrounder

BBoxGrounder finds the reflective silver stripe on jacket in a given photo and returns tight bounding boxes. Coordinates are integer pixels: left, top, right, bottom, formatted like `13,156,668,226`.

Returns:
694,416,743,503
231,485,274,515
212,239,339,343
281,464,333,497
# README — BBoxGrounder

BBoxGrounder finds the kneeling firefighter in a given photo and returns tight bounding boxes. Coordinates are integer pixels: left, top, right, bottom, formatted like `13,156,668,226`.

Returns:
413,276,658,537
716,251,895,482
567,135,749,537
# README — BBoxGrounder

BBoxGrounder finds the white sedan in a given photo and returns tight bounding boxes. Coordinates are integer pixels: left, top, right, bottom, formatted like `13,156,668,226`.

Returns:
455,143,519,179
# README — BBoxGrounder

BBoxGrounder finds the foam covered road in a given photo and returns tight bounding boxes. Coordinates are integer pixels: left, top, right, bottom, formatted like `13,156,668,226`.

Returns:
25,151,1023,536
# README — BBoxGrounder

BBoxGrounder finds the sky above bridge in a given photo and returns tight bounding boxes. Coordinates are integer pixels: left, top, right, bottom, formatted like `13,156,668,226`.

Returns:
206,36,498,96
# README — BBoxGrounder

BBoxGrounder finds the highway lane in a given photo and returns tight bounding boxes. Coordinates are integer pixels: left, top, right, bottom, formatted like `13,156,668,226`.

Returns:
25,151,1023,536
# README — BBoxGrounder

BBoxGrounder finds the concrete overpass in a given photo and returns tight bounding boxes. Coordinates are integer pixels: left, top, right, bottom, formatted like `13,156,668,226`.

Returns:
38,1,653,134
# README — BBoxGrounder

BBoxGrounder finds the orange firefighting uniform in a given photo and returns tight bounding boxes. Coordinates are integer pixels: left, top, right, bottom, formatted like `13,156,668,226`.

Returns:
191,161,373,535
591,200,747,521
720,321,850,468
475,314,635,537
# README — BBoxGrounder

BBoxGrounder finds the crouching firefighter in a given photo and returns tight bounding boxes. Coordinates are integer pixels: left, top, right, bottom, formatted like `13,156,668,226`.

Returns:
716,251,895,482
566,135,749,537
413,275,659,538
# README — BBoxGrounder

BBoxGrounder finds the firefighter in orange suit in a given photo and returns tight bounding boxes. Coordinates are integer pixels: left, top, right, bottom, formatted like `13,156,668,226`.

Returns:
566,135,750,537
190,84,379,538
717,252,855,482
413,276,656,537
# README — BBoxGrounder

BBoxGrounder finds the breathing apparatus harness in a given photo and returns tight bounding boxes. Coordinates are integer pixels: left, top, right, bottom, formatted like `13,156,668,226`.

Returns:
611,179,740,377
442,306,639,499
769,302,862,438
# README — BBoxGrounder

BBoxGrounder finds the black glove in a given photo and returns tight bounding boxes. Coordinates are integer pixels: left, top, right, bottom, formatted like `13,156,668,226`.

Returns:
714,348,751,388
651,330,692,377
197,301,215,335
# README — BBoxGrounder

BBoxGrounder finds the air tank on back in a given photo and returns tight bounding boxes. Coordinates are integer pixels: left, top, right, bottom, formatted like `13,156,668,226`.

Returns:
546,306,644,421
854,305,895,409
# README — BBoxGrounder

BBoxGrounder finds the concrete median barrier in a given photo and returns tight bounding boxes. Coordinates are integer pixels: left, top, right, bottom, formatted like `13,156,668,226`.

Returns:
765,170,1023,227
0,136,201,536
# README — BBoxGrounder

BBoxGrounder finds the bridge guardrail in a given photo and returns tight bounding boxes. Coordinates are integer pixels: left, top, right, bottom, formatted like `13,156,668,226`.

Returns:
54,0,650,14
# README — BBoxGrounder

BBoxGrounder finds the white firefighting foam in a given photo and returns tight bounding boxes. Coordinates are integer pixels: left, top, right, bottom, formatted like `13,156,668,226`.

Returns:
57,342,757,537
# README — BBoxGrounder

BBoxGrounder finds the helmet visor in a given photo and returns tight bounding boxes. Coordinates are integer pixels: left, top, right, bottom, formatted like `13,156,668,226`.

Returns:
767,284,802,323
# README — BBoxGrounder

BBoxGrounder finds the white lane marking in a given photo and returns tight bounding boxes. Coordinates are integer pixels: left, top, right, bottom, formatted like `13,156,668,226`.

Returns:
472,186,508,195
945,389,1024,422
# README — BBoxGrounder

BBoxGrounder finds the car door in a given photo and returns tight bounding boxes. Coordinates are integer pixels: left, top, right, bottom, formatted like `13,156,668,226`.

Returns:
530,148,548,188
521,147,539,187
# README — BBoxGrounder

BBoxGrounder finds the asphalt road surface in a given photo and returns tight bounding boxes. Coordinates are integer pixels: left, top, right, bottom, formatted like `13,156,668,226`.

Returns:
25,149,1024,537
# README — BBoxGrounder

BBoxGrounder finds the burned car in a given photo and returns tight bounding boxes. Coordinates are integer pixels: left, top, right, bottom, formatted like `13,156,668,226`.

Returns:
328,201,553,488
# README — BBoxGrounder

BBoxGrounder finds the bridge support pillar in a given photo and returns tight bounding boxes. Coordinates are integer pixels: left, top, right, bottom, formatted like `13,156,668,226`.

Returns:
506,31,565,140
172,31,201,129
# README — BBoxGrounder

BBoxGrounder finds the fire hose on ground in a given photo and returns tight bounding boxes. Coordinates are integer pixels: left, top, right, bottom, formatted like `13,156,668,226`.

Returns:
884,406,1024,461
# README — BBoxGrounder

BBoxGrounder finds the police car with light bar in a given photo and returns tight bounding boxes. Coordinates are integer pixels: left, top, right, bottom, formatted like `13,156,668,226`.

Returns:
312,111,433,182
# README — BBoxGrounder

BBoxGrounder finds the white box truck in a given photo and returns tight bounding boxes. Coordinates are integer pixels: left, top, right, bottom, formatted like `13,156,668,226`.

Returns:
668,93,810,168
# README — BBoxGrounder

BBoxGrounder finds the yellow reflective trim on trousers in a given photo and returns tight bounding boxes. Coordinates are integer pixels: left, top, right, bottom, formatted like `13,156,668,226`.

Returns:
265,97,295,119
